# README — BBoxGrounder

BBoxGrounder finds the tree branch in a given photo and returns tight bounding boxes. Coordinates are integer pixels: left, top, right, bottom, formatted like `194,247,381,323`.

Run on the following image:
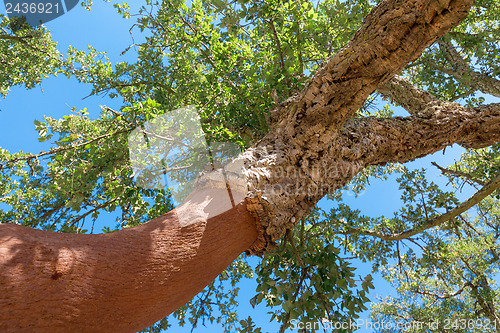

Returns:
0,188,258,332
266,18,286,77
0,33,60,58
66,198,119,229
342,103,500,171
0,33,34,42
378,75,443,116
245,0,475,248
431,161,486,186
0,128,131,168
438,38,500,97
411,281,471,300
268,0,474,134
338,168,500,241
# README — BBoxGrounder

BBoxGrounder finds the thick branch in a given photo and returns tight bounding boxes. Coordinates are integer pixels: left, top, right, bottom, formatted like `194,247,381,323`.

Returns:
438,38,500,97
378,75,443,116
328,96,500,240
246,0,474,247
348,103,500,167
269,0,473,138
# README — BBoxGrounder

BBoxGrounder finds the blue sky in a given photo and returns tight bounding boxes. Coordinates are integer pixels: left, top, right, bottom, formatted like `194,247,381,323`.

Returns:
0,1,490,332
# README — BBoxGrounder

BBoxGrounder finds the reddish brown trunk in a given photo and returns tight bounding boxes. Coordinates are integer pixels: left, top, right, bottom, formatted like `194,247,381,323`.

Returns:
0,189,258,332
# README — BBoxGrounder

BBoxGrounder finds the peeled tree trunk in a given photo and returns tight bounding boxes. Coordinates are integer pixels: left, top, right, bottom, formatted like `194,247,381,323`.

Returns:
0,189,258,332
4,0,498,331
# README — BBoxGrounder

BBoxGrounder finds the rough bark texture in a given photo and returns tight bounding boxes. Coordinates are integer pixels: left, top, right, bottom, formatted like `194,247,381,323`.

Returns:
349,103,500,166
378,75,442,116
3,0,497,331
245,0,475,253
0,188,258,332
438,38,500,97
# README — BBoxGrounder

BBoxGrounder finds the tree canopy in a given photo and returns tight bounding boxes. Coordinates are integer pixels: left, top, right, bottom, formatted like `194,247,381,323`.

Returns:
1,0,500,332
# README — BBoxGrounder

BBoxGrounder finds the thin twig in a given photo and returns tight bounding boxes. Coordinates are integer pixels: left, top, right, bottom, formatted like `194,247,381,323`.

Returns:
338,171,500,241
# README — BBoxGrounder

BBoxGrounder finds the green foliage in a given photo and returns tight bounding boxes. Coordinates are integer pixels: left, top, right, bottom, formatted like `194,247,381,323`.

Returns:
251,207,373,332
368,147,500,331
0,15,61,96
0,105,174,231
405,0,500,103
2,0,500,331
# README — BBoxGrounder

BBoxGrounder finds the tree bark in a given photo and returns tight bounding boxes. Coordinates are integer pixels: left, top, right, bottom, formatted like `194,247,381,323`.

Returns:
244,0,475,248
438,38,500,98
0,188,258,332
1,0,493,331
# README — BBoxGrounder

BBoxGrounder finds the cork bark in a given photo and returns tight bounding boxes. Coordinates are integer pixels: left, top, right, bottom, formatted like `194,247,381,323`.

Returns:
3,0,497,331
244,0,475,251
